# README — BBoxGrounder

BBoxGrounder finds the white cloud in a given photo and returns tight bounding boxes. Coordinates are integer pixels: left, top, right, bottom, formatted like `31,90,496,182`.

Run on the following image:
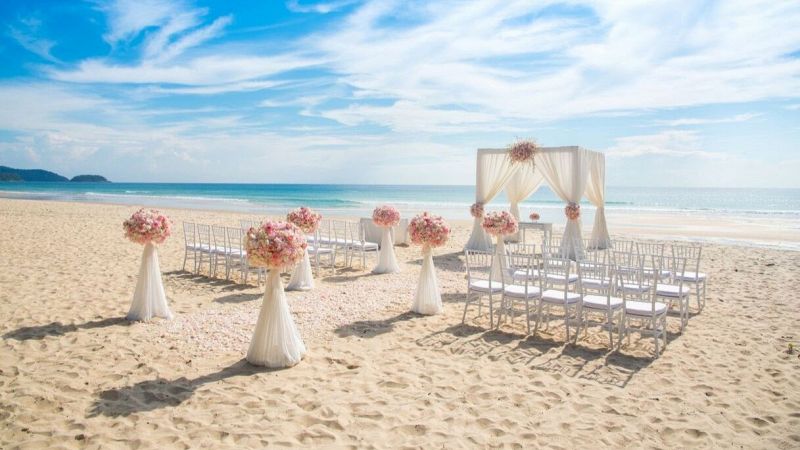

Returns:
655,113,762,127
286,0,359,14
6,16,60,63
605,130,727,159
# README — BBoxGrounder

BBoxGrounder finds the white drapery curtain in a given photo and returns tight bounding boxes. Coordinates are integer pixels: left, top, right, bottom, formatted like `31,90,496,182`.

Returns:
535,148,591,260
465,152,520,250
505,166,545,241
585,153,611,249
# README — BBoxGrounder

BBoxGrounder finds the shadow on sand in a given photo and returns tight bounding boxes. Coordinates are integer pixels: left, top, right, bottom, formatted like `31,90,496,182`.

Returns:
3,317,130,341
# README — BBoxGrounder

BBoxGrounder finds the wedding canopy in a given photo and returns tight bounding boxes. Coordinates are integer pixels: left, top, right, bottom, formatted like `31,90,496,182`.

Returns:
465,146,611,259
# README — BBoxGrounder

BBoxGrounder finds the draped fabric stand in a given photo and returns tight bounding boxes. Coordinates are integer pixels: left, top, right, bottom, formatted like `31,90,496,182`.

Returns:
373,227,400,274
465,146,610,256
247,270,306,368
127,242,172,321
412,246,442,315
490,237,507,282
286,250,314,291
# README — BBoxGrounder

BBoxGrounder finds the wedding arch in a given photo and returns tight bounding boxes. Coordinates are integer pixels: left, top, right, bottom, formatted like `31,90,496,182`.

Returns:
465,146,611,259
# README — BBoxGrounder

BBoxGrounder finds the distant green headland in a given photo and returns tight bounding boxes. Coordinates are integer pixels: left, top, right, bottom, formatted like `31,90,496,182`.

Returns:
0,166,109,182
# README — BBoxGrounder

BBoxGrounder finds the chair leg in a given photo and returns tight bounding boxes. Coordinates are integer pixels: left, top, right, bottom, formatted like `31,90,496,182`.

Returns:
533,301,543,336
488,293,494,328
182,249,187,271
462,292,471,324
525,298,531,334
564,304,570,342
607,310,614,347
653,317,660,358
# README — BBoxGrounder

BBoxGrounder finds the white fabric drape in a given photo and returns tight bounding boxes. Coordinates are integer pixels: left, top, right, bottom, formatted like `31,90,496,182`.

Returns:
286,250,314,291
465,152,520,250
127,242,172,321
585,153,611,249
536,149,591,260
247,270,306,368
490,237,507,282
412,247,443,315
373,227,400,274
505,167,545,241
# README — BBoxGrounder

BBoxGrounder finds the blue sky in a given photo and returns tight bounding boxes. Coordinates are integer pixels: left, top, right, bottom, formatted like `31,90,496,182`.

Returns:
0,0,799,187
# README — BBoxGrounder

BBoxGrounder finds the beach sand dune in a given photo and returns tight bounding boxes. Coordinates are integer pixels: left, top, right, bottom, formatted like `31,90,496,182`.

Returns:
1,199,798,448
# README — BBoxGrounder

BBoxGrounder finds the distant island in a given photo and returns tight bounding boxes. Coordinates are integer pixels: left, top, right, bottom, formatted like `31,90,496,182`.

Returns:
0,166,109,182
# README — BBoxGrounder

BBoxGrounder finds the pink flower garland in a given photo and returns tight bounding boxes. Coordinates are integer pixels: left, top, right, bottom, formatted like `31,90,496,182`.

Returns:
373,205,401,227
245,221,307,269
408,212,451,248
470,202,484,219
508,139,538,163
286,206,322,234
482,211,518,236
565,202,581,221
123,209,171,245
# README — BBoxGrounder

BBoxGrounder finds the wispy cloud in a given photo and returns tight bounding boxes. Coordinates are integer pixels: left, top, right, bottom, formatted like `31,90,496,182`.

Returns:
655,113,762,127
6,16,60,63
605,130,727,159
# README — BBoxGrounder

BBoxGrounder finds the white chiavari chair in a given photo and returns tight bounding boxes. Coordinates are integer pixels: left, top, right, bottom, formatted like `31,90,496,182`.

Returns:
576,261,624,347
182,222,199,272
621,254,668,358
463,250,502,328
498,250,542,333
672,244,706,312
347,221,378,269
656,253,691,331
538,257,582,340
196,224,213,275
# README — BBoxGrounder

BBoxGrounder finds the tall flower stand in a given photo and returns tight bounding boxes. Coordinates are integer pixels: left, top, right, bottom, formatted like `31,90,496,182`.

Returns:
412,246,443,315
286,249,314,291
490,236,507,283
247,270,307,368
373,227,400,274
127,242,172,321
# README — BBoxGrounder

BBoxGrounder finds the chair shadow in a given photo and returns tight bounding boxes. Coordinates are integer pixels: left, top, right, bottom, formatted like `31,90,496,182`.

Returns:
214,293,262,304
88,359,273,417
3,317,130,341
405,251,465,273
321,271,378,284
163,270,254,291
334,311,421,338
440,292,467,304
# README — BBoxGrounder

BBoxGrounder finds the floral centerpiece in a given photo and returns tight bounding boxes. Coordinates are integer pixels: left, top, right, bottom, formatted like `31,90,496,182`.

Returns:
123,209,171,245
373,205,401,227
508,139,538,164
409,212,451,248
565,202,581,221
286,206,322,234
470,202,484,219
482,211,518,236
529,212,540,221
245,221,307,269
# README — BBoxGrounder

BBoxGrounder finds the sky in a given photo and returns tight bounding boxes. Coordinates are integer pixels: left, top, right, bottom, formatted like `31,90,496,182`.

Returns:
0,0,799,187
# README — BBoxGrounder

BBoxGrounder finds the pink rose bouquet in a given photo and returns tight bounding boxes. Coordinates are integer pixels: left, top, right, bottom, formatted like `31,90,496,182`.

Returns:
508,139,538,163
245,221,308,269
408,212,451,248
565,202,581,221
529,212,540,221
373,205,400,227
482,211,518,236
123,209,171,245
470,202,484,219
286,206,322,234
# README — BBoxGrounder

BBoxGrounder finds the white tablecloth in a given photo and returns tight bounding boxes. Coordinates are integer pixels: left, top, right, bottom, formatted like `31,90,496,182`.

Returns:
359,218,409,246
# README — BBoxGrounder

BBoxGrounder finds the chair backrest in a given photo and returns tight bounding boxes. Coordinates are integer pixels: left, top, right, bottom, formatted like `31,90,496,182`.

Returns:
544,237,566,259
226,227,244,257
505,250,541,292
616,254,650,302
672,243,701,277
332,220,349,244
196,224,211,248
507,243,536,256
465,250,494,286
239,219,254,231
577,260,612,296
183,222,196,247
542,257,572,292
349,221,366,244
212,225,227,252
662,253,688,288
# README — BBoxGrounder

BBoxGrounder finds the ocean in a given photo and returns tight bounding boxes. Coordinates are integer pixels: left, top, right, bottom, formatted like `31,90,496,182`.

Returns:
0,182,798,227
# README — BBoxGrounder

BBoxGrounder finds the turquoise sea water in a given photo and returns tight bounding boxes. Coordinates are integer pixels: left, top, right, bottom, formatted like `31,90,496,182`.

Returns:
0,183,798,226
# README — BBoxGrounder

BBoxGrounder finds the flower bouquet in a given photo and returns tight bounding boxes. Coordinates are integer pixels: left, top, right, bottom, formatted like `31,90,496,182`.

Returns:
372,205,401,274
508,139,538,164
123,209,173,322
408,212,451,315
286,207,322,291
565,202,580,221
470,202,484,219
482,211,518,282
245,221,308,368
529,212,540,221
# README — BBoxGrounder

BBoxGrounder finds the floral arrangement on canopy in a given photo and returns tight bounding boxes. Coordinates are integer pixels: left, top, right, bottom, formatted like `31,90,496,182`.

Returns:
245,221,307,269
565,202,581,221
482,211,519,236
286,206,322,234
470,202,484,219
508,138,538,164
409,212,451,316
409,212,451,248
123,209,171,245
529,212,540,221
373,205,401,227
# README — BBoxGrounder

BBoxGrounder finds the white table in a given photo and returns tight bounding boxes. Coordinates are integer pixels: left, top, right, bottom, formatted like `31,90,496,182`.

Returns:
359,218,409,246
518,221,553,245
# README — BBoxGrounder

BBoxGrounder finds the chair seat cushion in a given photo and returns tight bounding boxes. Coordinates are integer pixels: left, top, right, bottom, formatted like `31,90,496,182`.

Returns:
582,294,623,309
656,284,691,297
352,242,379,250
469,280,502,293
545,273,579,284
674,271,706,282
512,268,541,280
504,284,541,298
582,278,611,289
308,246,333,255
541,290,581,304
621,283,651,293
625,300,667,316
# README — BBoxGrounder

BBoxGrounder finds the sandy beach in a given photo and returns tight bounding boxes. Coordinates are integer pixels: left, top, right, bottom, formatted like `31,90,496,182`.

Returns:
1,198,799,449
